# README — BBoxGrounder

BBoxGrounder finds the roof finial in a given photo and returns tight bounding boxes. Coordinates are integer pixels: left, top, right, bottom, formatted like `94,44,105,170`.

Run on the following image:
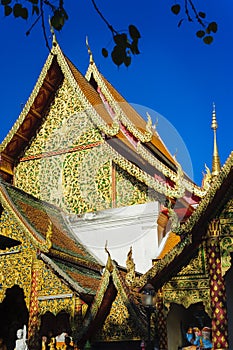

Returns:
105,241,113,272
211,102,221,176
49,17,57,46
86,36,94,64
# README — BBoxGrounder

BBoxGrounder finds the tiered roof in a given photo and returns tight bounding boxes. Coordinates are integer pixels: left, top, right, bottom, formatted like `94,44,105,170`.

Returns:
74,152,233,343
76,252,147,347
0,177,102,298
0,38,231,344
0,39,206,212
0,38,211,302
136,150,233,290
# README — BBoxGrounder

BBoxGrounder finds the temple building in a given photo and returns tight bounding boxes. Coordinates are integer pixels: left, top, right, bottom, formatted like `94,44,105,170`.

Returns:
0,35,232,350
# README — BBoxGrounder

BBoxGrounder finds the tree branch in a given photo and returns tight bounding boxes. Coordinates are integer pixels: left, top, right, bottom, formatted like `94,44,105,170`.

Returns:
91,0,117,35
40,0,50,51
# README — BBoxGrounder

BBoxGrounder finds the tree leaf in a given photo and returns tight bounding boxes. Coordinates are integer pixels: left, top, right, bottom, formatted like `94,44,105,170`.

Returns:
198,12,206,19
196,30,205,38
208,21,218,33
1,0,11,5
130,39,140,55
128,25,141,39
51,10,65,31
124,55,131,67
113,33,127,47
102,48,108,58
51,14,61,30
203,35,213,44
111,45,124,66
60,8,68,20
20,7,28,19
32,5,39,16
171,4,181,15
13,3,22,18
4,5,12,16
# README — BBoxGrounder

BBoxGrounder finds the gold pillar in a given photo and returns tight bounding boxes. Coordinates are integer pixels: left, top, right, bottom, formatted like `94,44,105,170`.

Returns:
28,259,41,349
156,289,168,350
75,297,83,328
71,297,83,343
206,220,229,349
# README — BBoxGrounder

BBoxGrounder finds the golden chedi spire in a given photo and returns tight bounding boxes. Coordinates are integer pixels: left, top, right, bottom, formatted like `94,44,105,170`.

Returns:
211,103,221,176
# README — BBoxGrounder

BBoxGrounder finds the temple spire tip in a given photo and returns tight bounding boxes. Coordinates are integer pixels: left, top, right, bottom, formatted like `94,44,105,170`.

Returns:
211,102,218,130
86,36,94,64
49,17,57,46
211,103,221,177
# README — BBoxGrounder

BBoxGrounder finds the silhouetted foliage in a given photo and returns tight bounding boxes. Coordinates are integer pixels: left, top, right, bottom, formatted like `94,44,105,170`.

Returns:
170,0,218,45
0,0,218,67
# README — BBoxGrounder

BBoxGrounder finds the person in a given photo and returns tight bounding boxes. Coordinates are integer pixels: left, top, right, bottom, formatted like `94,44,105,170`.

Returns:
48,337,56,350
41,336,48,350
55,330,68,350
183,326,212,349
0,338,7,350
64,337,73,350
201,327,212,349
14,326,28,350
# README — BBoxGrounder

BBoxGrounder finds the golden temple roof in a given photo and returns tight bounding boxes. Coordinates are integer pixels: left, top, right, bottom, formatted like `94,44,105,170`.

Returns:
0,40,205,201
156,231,181,259
136,150,233,290
0,177,103,295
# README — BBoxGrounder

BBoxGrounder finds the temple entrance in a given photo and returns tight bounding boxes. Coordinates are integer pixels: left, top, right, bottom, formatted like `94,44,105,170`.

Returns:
167,302,211,350
91,340,142,350
0,285,29,350
39,310,72,340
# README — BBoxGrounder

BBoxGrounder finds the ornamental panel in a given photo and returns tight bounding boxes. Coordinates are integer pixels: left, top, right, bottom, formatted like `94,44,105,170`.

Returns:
38,297,74,317
163,288,211,316
0,210,36,307
40,264,71,297
175,244,208,278
219,198,233,275
63,145,112,213
163,244,211,315
14,77,162,214
94,292,141,342
115,165,156,207
23,79,85,156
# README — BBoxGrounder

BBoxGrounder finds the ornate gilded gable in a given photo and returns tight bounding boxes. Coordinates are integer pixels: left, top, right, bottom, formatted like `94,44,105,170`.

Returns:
0,208,76,317
163,244,211,314
219,198,233,275
0,209,35,307
94,292,142,342
220,198,233,222
115,164,156,207
13,74,156,214
21,78,101,157
0,183,102,333
14,77,106,212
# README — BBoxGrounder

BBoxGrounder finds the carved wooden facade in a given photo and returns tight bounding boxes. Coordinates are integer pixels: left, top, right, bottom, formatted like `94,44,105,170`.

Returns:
1,35,233,350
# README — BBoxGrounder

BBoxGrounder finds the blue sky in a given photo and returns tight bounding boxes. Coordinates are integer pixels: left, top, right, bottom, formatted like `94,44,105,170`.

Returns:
0,0,232,185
